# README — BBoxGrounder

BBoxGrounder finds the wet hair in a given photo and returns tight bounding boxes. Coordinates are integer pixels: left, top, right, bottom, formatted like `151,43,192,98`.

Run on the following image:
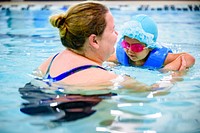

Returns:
49,2,109,51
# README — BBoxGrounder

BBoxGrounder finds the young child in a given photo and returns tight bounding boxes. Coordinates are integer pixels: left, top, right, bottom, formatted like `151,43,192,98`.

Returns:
108,14,195,71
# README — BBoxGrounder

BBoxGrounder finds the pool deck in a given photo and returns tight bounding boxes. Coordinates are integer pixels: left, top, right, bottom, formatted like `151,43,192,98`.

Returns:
1,1,200,5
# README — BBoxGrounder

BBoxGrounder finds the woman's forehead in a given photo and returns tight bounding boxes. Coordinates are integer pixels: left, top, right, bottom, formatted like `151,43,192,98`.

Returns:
105,12,114,29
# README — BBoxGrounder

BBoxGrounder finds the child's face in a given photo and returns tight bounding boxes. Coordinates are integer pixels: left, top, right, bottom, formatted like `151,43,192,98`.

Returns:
123,37,150,62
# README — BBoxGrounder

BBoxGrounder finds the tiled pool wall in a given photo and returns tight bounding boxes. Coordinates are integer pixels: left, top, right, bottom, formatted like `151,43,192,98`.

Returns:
0,1,200,12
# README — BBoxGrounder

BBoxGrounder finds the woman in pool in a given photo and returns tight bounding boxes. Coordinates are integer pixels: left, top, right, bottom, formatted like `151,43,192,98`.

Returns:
34,2,173,91
108,14,195,71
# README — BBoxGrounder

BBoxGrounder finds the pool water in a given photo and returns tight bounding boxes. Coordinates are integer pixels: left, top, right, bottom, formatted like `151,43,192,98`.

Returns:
0,3,200,133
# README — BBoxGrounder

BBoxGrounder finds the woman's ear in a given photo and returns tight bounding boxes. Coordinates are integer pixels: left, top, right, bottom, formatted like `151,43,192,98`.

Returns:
88,34,100,49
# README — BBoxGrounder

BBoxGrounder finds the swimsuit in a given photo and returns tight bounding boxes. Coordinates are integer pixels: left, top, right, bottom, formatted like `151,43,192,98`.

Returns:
116,42,172,69
44,53,106,82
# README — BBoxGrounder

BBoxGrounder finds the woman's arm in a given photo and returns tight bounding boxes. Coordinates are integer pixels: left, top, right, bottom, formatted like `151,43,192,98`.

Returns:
109,74,174,94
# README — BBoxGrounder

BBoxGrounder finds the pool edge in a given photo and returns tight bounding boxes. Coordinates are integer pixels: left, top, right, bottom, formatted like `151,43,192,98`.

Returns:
1,1,200,5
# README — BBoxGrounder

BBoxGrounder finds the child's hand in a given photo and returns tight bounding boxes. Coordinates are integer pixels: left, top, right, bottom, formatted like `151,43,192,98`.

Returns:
178,55,186,71
163,54,188,72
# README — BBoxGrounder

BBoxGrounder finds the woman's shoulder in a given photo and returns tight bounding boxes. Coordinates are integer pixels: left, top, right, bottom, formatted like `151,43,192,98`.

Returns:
38,54,56,76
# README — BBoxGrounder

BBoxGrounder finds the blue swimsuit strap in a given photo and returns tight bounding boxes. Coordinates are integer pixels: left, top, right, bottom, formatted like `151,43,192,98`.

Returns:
45,53,106,82
47,65,106,82
45,53,59,77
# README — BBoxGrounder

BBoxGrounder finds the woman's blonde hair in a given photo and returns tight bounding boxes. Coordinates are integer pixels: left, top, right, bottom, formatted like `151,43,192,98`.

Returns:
49,2,109,51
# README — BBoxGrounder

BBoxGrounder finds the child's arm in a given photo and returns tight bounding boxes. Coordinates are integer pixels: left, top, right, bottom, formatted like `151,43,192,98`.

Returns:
163,53,195,71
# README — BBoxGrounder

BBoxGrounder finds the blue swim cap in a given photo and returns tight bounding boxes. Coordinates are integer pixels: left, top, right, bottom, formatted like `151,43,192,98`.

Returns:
120,14,159,49
132,14,158,41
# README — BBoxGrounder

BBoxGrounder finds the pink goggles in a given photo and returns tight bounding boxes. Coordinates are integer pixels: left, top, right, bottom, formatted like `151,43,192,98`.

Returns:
121,40,145,53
